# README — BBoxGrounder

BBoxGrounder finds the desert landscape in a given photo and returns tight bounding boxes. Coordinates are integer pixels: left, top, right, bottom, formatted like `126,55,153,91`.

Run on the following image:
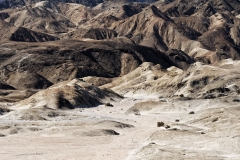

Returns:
0,0,240,159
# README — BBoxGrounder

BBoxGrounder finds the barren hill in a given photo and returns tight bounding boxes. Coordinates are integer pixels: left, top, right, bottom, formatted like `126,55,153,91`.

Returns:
5,1,76,34
101,60,240,99
0,19,58,42
0,39,189,90
12,78,122,109
0,0,158,9
110,4,240,64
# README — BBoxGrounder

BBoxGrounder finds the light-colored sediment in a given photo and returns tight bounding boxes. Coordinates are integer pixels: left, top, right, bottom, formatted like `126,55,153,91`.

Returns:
0,96,240,160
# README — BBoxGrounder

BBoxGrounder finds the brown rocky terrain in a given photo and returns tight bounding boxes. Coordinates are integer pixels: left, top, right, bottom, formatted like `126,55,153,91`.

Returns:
81,3,148,28
12,78,123,109
0,0,240,159
0,19,58,42
5,1,76,34
0,0,157,9
101,60,240,99
64,28,118,40
57,3,96,26
0,38,192,103
110,4,240,64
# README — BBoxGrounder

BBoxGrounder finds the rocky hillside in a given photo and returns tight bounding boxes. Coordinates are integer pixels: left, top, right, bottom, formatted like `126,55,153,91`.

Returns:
0,0,158,9
12,78,123,109
0,39,188,88
0,19,58,42
2,0,239,65
0,0,239,102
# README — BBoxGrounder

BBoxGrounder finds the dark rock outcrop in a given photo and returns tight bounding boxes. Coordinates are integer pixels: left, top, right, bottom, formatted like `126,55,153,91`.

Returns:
0,40,186,86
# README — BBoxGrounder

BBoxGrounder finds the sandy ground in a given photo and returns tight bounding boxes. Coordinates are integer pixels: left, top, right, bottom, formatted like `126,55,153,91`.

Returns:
0,96,240,160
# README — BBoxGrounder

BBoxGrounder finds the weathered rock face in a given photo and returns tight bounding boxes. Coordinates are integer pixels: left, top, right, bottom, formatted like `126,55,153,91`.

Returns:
110,5,201,52
109,1,240,64
4,1,76,34
57,3,96,26
157,0,240,17
166,49,195,70
1,1,148,35
0,0,103,9
6,71,53,90
0,12,9,20
0,19,58,42
0,0,157,9
0,39,187,88
2,0,239,66
65,28,117,40
79,3,148,29
0,81,15,90
101,60,240,99
12,79,123,109
10,27,59,42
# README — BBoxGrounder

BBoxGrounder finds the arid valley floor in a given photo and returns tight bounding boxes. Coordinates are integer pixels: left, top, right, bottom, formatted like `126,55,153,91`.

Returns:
1,96,240,159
